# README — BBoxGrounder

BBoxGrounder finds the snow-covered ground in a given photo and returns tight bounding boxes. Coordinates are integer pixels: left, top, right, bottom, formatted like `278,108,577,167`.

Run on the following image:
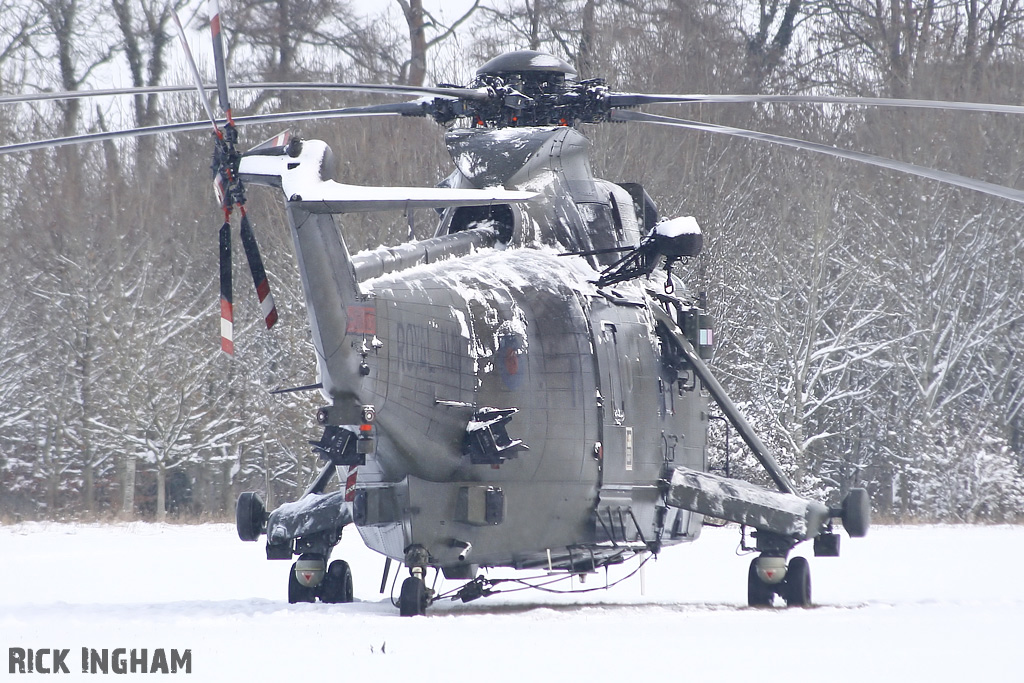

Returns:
1,522,1019,681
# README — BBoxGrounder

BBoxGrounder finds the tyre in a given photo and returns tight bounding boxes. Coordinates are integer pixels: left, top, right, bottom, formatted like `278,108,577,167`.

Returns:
784,556,812,608
320,560,354,604
841,488,871,538
747,558,774,607
399,576,427,616
235,492,266,542
288,562,317,604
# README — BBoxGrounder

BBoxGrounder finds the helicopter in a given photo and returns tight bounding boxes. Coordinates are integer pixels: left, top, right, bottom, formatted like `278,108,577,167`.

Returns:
221,42,878,615
220,43,882,615
8,4,1024,617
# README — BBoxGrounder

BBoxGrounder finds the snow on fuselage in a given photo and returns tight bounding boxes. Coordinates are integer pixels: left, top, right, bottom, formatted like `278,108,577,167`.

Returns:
349,244,708,569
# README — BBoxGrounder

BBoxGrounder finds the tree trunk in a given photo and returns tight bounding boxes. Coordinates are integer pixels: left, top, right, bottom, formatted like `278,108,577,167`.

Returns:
83,460,94,515
122,455,136,517
529,0,542,50
156,464,167,521
400,0,427,86
577,0,596,79
222,459,234,515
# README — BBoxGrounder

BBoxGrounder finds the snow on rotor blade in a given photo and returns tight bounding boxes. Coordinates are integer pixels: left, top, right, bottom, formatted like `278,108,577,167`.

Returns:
291,187,537,214
608,92,1024,116
612,109,1024,206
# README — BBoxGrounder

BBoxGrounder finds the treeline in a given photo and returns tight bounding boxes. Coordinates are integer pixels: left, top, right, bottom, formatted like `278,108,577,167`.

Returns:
0,0,1021,522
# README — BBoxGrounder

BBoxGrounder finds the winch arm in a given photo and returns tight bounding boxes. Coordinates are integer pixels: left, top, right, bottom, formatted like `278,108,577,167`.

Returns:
661,466,829,540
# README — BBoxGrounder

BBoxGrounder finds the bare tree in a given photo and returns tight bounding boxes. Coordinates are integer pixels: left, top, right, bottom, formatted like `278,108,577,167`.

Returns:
395,0,480,84
110,0,188,166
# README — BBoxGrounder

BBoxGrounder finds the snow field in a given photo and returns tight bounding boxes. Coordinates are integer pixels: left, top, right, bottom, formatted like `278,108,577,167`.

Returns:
1,523,1020,681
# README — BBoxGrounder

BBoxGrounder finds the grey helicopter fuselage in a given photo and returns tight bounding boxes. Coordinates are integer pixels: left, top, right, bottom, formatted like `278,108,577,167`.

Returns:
254,123,713,574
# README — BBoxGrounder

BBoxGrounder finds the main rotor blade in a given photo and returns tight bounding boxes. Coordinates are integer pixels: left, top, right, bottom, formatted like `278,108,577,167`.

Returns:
0,81,487,106
10,80,1024,117
0,83,212,105
0,102,417,156
607,92,1024,116
612,109,1024,206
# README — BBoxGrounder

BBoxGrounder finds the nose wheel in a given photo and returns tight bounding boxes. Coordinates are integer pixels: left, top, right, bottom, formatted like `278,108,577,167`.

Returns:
288,562,318,603
287,555,355,604
747,558,775,607
747,555,812,608
398,545,433,616
399,575,429,616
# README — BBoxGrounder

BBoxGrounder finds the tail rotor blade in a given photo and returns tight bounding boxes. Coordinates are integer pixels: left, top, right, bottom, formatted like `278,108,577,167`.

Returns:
208,0,232,115
219,222,235,355
239,213,278,329
208,2,276,347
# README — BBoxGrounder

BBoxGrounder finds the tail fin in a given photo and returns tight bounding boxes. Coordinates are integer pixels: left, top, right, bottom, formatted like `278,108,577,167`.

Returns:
238,137,535,397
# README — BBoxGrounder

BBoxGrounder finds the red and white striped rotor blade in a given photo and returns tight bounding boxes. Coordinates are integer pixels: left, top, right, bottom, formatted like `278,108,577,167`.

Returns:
208,0,232,115
239,213,278,329
219,221,234,355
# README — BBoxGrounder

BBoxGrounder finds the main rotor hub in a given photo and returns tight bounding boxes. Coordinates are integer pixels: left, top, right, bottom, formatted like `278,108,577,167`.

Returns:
476,49,577,82
460,50,606,128
474,50,578,101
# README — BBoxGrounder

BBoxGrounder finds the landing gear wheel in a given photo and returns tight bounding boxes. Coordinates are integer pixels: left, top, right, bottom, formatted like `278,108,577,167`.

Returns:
320,560,354,604
287,562,317,604
235,492,266,542
747,558,775,607
399,576,428,617
784,556,812,608
841,488,871,538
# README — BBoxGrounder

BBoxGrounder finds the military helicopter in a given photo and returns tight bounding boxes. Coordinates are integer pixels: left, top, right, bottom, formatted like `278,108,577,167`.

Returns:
8,4,1024,617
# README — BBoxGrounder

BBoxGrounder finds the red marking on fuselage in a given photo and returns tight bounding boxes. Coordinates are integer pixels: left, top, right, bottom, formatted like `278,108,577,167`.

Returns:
504,347,519,375
346,306,376,335
345,467,358,502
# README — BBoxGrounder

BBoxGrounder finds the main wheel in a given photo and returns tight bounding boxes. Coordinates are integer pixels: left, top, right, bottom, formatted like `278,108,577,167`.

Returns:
784,556,812,608
747,558,775,607
287,562,317,604
399,576,428,617
235,492,266,542
841,488,871,538
320,560,354,604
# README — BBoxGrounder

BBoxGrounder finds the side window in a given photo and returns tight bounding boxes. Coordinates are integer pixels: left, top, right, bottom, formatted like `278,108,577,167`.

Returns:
601,322,625,425
615,182,659,231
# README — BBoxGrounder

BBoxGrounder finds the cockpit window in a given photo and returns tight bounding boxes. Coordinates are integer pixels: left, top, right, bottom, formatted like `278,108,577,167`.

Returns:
447,204,515,243
576,191,641,266
577,202,625,266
